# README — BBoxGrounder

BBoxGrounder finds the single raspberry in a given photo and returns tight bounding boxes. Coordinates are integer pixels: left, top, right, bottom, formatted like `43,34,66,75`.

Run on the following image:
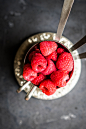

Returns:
50,70,69,87
39,79,56,96
31,73,46,86
31,53,47,73
56,52,74,72
42,59,56,75
57,48,64,54
40,41,58,56
28,51,36,62
28,47,40,62
46,51,57,61
23,64,37,81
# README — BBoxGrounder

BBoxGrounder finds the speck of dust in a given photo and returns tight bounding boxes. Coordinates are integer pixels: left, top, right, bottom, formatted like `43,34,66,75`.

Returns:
10,11,21,16
19,120,22,125
60,113,76,120
8,22,14,28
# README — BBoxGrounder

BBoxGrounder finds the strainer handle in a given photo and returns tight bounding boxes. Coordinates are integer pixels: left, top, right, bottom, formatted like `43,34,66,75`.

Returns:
69,35,86,52
74,52,86,60
17,81,37,100
25,85,36,100
17,81,30,93
78,52,86,59
56,0,74,41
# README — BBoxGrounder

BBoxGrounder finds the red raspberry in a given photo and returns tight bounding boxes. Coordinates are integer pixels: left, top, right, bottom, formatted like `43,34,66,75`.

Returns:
39,79,56,96
23,64,37,81
40,41,58,56
31,73,46,86
42,59,56,75
57,48,64,54
56,52,74,72
46,51,57,61
28,51,36,62
31,53,47,73
28,48,40,62
50,70,69,87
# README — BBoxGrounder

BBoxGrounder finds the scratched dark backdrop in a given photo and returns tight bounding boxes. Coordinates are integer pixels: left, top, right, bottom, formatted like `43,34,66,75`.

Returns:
0,0,86,129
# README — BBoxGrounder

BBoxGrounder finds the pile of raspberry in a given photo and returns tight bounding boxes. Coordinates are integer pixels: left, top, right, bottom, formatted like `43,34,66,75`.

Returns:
23,41,74,96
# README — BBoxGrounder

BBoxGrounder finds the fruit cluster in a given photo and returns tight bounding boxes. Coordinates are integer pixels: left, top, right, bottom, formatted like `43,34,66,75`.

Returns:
23,41,74,96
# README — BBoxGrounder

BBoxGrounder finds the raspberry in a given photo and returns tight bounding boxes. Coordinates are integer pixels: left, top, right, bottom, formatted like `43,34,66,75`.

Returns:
23,64,37,81
42,59,56,75
28,48,40,62
39,79,56,95
57,48,64,54
31,73,46,86
40,41,58,56
28,51,36,62
31,53,47,73
56,52,74,72
50,70,69,87
46,51,57,61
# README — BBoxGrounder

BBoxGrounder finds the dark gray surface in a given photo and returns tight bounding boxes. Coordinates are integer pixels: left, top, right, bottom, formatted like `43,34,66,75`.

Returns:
0,0,86,129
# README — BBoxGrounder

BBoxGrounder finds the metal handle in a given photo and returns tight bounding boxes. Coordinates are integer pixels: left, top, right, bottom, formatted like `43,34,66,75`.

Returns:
74,52,86,60
79,52,86,59
69,35,86,52
56,0,74,41
17,81,30,93
17,81,37,100
25,85,37,100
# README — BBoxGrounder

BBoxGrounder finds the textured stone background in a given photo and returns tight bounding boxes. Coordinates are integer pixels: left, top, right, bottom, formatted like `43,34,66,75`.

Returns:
0,0,86,129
